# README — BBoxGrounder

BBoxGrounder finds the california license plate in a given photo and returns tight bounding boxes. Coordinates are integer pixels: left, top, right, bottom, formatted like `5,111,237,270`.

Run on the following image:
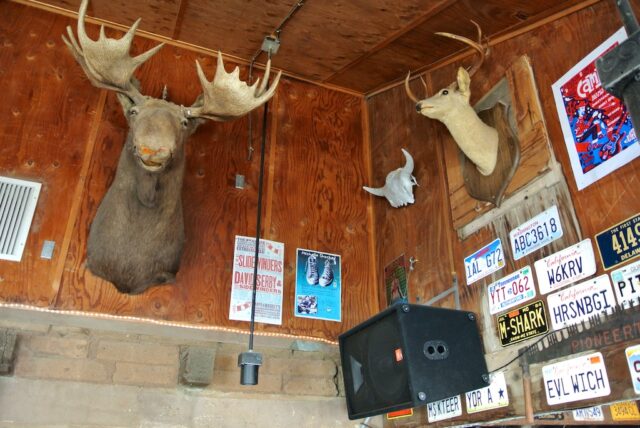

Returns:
510,205,563,260
487,265,536,315
534,239,597,295
464,238,505,286
497,300,548,346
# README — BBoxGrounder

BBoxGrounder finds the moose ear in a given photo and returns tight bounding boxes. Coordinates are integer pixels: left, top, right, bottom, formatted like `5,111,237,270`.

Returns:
456,67,471,98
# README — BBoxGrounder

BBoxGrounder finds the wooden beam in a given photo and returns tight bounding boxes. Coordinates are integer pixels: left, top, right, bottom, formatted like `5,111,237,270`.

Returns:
365,0,603,98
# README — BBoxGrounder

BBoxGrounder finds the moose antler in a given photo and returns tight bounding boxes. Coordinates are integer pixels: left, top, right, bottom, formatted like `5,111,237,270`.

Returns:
187,53,282,121
61,0,163,104
404,20,486,102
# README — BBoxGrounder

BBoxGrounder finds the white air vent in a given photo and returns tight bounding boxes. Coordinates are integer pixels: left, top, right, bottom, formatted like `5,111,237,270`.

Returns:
0,176,41,262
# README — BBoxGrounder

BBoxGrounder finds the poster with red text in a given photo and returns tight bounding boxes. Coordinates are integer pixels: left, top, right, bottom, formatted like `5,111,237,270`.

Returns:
229,236,284,325
552,27,639,190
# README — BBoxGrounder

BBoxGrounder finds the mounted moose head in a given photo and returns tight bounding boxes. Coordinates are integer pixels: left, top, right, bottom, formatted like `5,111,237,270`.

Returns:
363,149,417,208
63,0,281,294
405,23,499,176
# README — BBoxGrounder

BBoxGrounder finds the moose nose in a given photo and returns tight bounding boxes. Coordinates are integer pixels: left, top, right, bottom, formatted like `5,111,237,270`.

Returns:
415,103,421,112
138,146,170,161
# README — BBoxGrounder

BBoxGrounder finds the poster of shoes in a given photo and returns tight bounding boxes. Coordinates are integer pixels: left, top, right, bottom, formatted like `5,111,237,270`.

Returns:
295,248,342,322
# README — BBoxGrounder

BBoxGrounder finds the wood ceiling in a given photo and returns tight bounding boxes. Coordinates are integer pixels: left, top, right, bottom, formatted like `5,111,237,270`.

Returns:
20,0,597,95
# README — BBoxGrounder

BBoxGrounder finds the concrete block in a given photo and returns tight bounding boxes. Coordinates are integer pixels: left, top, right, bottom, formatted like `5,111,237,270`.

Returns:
0,328,17,375
25,336,89,358
14,356,111,383
282,375,338,397
179,346,215,387
97,340,179,365
113,362,178,387
211,369,282,394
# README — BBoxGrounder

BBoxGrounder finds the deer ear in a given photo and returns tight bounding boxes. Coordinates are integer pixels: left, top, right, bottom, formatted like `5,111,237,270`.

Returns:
456,67,471,98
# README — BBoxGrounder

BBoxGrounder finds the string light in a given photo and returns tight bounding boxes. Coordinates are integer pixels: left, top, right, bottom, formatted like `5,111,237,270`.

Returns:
0,302,339,345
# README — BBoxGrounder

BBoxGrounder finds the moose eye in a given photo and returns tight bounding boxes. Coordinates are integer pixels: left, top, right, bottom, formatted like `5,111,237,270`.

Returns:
441,89,449,95
128,106,139,116
180,118,189,129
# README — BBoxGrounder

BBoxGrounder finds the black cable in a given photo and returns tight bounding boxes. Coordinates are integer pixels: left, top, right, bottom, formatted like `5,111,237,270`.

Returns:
247,73,271,352
488,325,572,374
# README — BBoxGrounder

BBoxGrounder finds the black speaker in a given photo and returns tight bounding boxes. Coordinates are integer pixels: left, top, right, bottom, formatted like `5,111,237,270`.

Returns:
339,303,489,420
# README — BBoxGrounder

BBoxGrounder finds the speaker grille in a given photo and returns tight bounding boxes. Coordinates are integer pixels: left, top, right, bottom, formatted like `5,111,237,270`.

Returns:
340,308,412,419
0,177,41,262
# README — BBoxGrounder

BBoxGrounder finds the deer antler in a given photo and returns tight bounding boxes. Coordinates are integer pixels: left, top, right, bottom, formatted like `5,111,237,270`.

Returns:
404,20,487,102
435,20,487,78
187,52,282,121
61,0,163,103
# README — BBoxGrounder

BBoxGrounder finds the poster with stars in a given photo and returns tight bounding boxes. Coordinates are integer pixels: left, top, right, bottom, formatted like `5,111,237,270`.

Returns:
552,27,639,190
229,236,284,325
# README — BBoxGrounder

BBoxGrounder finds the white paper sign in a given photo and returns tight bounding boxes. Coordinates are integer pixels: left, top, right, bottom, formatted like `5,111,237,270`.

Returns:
229,236,284,325
510,205,564,260
573,405,604,421
611,259,640,308
487,266,536,315
547,274,616,330
543,352,610,405
465,372,509,414
426,395,462,423
534,239,597,294
625,344,640,394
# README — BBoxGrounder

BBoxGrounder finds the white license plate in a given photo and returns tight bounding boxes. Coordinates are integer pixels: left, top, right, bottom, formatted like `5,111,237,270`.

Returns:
534,239,597,294
427,395,462,423
465,372,509,413
547,275,615,330
543,352,610,405
611,259,640,308
487,265,536,314
510,205,563,260
464,238,505,286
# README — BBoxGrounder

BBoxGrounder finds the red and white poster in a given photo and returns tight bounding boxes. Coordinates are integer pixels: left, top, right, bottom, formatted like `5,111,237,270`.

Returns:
229,236,284,325
552,28,639,190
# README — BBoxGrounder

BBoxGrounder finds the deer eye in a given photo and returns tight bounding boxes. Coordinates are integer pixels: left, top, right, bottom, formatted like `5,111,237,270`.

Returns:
441,89,449,95
128,106,139,116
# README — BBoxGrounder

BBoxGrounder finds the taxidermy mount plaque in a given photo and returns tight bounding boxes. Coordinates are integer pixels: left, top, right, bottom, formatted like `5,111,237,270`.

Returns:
463,78,520,207
63,0,281,294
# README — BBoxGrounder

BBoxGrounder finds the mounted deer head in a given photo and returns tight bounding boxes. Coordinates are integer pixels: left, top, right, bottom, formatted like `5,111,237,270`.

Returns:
63,0,281,294
363,149,418,208
405,22,498,176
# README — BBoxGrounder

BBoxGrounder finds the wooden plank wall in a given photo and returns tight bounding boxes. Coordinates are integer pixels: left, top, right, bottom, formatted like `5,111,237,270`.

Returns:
0,2,378,342
373,0,640,426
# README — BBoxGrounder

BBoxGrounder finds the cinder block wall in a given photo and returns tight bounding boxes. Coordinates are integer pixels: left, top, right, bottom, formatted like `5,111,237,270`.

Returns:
0,318,356,427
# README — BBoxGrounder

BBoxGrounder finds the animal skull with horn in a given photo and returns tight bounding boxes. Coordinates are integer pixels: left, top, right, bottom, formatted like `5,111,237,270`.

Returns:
63,0,281,294
405,22,498,176
363,149,417,208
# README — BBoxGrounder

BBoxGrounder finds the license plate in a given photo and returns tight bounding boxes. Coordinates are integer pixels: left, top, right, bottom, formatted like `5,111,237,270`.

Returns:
611,259,640,308
625,344,640,394
465,372,509,413
547,275,615,330
427,395,462,423
596,212,640,270
497,300,548,346
488,266,536,315
610,401,640,421
572,406,604,421
464,238,505,285
543,352,610,405
510,205,563,260
534,239,597,294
